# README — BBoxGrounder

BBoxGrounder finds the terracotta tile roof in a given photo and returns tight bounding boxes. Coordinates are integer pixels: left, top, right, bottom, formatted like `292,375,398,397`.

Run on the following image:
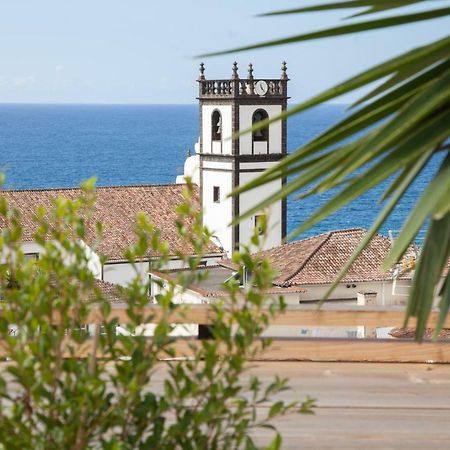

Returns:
265,285,307,294
221,228,406,286
1,184,222,262
149,267,306,299
92,279,127,304
389,327,450,341
195,285,307,298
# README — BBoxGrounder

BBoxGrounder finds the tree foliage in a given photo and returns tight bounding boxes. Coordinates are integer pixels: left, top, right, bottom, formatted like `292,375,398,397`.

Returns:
0,179,314,449
203,0,450,339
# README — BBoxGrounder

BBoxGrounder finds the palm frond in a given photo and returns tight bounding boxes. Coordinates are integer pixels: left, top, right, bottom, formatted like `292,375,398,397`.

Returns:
200,7,450,57
258,1,428,17
210,1,450,338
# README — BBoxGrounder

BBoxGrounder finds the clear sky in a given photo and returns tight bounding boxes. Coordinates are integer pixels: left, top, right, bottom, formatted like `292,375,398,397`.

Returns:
1,0,449,104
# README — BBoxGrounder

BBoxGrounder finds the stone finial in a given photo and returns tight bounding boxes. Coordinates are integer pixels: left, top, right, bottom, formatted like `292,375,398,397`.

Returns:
231,61,239,79
198,62,205,81
247,63,254,80
281,61,288,80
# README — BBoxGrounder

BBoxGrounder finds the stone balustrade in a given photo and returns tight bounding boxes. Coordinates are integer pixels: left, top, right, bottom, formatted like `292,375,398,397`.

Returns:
199,78,287,98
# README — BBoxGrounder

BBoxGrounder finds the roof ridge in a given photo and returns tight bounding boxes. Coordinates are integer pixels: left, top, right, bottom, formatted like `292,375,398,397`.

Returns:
329,227,365,235
279,232,333,287
2,183,183,193
159,264,222,273
262,227,367,253
328,227,392,245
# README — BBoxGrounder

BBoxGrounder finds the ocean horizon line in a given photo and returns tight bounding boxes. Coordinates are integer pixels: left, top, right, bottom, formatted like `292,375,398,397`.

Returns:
0,101,350,107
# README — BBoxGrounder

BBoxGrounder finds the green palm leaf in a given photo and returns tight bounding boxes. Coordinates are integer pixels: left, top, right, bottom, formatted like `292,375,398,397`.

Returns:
322,150,434,302
258,1,428,17
200,8,450,57
207,1,450,339
228,36,450,179
385,153,450,268
408,211,450,339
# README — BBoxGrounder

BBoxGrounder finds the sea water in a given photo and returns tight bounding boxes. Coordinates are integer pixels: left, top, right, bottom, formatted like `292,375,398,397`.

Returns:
0,104,439,240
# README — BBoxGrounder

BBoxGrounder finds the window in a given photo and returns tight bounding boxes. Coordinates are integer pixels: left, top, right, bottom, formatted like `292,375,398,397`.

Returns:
241,266,252,286
24,252,39,261
213,186,220,203
252,109,269,142
149,275,154,298
211,110,222,141
188,257,207,268
255,214,266,236
72,324,89,338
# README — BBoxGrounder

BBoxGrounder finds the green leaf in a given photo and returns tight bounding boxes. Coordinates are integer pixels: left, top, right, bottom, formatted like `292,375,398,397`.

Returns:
211,0,450,340
380,160,416,202
386,153,450,268
268,401,284,419
258,1,426,17
353,55,450,106
406,211,450,339
201,8,450,56
265,433,282,450
349,1,429,18
301,108,450,213
435,274,450,338
324,70,450,187
238,82,417,190
318,150,434,301
229,38,450,196
233,97,449,226
231,136,372,224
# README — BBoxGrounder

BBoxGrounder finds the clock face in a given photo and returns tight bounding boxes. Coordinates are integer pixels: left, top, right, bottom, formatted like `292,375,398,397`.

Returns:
255,80,268,96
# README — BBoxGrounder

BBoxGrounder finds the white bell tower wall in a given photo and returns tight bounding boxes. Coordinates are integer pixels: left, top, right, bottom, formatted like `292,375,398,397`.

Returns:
195,62,289,256
201,161,234,255
238,168,283,251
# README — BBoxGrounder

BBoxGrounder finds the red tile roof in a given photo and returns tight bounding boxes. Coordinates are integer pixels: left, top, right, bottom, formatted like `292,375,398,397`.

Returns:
196,285,307,298
149,267,306,299
221,228,406,286
92,279,127,303
390,327,450,341
1,184,222,262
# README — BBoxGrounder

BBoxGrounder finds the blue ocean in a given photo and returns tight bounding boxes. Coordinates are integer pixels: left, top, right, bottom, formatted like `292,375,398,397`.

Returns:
0,104,438,240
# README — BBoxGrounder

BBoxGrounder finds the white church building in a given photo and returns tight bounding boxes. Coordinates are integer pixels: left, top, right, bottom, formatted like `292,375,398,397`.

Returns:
1,62,412,314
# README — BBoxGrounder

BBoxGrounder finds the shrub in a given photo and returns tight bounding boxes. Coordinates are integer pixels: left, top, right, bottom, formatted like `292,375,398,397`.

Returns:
0,179,314,450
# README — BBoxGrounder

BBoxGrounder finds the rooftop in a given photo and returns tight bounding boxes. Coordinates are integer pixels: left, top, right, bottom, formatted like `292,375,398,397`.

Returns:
221,228,408,286
150,265,307,299
92,279,127,304
1,184,222,262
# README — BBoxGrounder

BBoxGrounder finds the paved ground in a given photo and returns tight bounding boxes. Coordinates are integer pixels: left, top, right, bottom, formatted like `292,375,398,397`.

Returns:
2,361,450,448
248,362,450,449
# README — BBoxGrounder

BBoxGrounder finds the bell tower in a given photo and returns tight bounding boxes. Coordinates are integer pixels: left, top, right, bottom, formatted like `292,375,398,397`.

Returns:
197,62,288,256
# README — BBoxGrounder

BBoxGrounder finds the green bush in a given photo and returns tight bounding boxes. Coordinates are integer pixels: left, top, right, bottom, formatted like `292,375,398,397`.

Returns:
0,178,314,450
